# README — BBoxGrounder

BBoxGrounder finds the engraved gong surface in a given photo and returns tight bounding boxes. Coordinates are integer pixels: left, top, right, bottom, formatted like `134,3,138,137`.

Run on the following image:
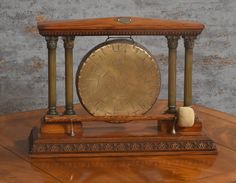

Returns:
76,39,161,116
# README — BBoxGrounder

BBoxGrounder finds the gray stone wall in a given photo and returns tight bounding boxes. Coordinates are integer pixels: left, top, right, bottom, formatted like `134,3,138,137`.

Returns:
0,0,235,115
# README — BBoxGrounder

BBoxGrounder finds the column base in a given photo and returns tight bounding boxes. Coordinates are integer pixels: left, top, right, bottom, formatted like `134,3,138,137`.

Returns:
64,108,76,115
47,107,58,115
166,106,176,114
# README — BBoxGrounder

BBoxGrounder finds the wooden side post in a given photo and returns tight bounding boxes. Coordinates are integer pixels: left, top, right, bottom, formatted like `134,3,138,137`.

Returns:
63,36,75,115
166,36,179,113
183,36,196,106
46,36,58,115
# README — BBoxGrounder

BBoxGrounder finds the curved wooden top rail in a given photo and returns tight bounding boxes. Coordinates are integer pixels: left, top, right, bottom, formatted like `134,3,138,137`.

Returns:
37,17,204,36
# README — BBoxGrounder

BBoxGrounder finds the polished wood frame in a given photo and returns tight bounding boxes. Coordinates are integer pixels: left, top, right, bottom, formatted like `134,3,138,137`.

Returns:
29,17,216,157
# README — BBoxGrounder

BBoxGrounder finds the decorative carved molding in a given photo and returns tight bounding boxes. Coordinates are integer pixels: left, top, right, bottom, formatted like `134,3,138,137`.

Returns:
183,36,197,49
30,140,216,154
166,36,180,49
40,30,202,37
63,36,75,49
45,36,58,49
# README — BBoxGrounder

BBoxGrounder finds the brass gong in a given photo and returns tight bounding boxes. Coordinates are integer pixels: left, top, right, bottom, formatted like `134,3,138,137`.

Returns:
76,39,161,116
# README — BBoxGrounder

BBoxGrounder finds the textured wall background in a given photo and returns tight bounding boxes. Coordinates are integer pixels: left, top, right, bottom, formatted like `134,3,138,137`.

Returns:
0,0,235,115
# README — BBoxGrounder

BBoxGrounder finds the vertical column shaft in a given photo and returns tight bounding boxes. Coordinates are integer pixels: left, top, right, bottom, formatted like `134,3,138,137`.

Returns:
46,36,58,115
166,36,179,113
63,36,75,115
183,36,196,106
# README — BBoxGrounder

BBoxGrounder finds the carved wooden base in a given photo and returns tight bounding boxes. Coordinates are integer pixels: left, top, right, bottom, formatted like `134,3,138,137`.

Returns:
29,127,217,158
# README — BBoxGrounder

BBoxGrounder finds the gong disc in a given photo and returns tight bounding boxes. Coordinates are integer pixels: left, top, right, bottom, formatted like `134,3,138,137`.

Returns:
76,39,161,116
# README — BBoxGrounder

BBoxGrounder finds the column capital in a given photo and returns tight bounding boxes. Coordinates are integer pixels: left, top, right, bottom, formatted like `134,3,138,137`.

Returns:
45,36,58,49
166,36,180,49
183,36,197,49
63,36,75,49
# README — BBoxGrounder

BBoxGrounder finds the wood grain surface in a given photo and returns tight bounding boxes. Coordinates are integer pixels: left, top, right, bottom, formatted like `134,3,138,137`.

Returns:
37,17,204,36
0,100,236,182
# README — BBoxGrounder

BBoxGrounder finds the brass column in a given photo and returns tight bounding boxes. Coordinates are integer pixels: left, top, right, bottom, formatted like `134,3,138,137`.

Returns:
46,36,58,115
63,36,75,115
183,36,196,106
166,36,179,113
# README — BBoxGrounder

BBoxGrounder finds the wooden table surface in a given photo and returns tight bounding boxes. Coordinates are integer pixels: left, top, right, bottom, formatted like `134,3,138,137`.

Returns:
0,100,236,183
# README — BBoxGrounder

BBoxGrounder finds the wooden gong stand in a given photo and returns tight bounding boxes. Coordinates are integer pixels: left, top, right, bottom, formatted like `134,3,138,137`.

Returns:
29,17,217,158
